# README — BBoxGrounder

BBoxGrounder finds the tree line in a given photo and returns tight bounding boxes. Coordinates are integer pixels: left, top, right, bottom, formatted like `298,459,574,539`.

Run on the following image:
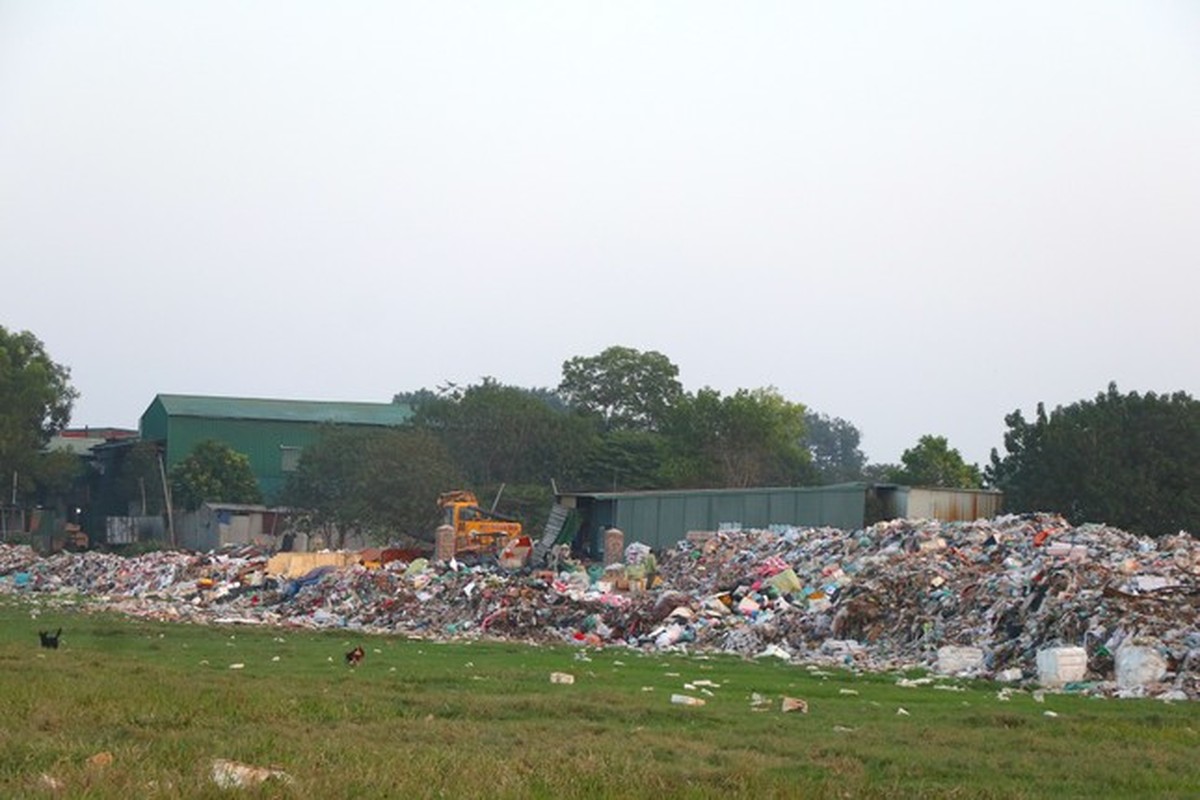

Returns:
3,327,1197,540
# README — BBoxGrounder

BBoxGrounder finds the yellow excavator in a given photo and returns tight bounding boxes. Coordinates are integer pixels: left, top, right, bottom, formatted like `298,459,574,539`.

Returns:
437,490,527,560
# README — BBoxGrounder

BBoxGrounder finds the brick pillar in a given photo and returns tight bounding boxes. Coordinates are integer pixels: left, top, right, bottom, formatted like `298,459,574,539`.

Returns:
435,525,457,562
604,528,624,566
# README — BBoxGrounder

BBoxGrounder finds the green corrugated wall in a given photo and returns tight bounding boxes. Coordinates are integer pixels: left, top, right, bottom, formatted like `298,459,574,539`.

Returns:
138,396,412,504
608,485,869,550
162,417,334,501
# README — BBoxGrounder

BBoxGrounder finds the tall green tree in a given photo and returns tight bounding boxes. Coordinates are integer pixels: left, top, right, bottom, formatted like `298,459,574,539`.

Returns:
414,378,593,487
0,326,78,503
861,462,900,483
987,383,1200,536
802,412,867,484
30,448,86,512
559,346,683,431
282,426,461,543
582,428,667,491
889,435,982,488
169,440,262,511
662,387,811,488
110,441,168,515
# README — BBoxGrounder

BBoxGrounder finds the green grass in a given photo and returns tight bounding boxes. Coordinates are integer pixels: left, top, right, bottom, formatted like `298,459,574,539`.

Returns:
1,596,1198,799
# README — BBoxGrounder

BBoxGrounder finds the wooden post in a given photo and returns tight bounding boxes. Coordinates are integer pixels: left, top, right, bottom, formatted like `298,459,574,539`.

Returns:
158,453,175,548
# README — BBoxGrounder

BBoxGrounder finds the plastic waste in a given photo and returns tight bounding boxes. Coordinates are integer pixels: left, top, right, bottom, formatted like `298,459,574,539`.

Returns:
1115,644,1168,688
1036,647,1088,687
935,646,985,675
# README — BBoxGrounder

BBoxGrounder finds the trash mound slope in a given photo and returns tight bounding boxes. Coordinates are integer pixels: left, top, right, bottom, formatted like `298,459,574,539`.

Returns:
2,513,1197,699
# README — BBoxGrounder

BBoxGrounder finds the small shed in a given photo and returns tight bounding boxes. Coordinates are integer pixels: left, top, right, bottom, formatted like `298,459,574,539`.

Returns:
872,485,1004,524
176,503,294,551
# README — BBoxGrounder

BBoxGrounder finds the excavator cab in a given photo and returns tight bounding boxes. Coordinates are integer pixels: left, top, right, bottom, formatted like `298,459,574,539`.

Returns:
437,491,524,558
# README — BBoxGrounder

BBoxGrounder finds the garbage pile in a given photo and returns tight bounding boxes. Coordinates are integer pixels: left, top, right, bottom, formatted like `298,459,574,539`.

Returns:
2,513,1198,700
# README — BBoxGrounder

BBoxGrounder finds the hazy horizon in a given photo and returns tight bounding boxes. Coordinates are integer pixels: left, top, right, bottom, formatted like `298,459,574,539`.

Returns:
4,1,1197,467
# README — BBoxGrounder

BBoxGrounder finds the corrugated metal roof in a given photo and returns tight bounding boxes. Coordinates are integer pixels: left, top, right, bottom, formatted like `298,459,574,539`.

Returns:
46,435,107,455
151,394,413,426
562,482,869,501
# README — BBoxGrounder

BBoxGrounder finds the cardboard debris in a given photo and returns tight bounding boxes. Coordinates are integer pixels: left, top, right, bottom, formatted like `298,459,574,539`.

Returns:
780,696,809,713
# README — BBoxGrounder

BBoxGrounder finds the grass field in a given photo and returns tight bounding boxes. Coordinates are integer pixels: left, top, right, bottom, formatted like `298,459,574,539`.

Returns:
1,596,1198,799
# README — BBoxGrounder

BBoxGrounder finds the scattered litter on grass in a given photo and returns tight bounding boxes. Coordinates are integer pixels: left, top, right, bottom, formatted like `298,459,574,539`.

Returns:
781,696,809,713
550,672,575,684
38,773,63,791
210,758,293,788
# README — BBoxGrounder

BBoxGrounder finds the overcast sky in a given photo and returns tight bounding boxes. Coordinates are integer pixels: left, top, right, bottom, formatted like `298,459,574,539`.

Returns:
2,1,1197,467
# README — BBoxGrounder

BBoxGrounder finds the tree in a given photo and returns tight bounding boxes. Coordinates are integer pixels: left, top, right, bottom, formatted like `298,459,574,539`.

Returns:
889,435,982,488
582,428,667,491
29,448,86,512
282,426,462,544
861,462,900,483
391,387,442,411
987,383,1200,536
559,346,684,431
662,387,811,487
109,441,168,516
169,440,262,511
802,412,867,484
0,326,78,503
414,378,593,487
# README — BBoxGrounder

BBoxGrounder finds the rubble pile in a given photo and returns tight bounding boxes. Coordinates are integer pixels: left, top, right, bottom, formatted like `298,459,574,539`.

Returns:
2,513,1198,699
648,514,1200,699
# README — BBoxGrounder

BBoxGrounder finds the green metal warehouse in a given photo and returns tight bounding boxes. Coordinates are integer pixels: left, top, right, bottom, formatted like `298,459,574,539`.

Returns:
554,484,1003,555
139,394,414,501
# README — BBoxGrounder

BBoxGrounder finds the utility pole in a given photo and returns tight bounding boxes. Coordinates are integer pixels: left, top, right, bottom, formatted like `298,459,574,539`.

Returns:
158,453,175,548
